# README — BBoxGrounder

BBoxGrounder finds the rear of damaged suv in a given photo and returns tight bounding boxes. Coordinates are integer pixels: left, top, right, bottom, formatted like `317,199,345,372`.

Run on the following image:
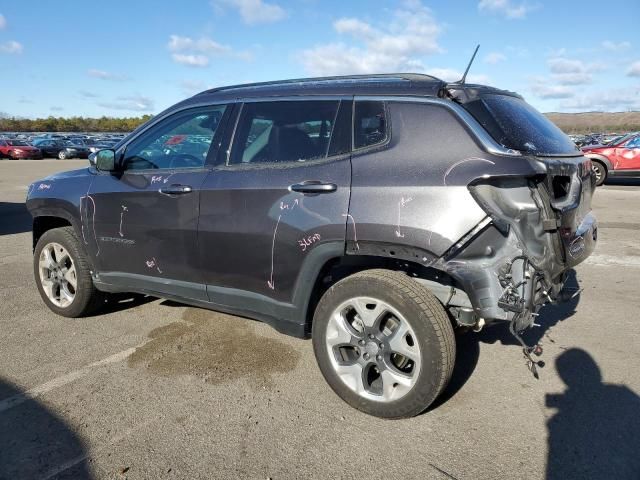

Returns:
445,88,597,348
344,86,596,386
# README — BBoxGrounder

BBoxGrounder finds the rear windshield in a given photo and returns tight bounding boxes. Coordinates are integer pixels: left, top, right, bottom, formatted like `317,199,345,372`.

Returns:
463,94,579,156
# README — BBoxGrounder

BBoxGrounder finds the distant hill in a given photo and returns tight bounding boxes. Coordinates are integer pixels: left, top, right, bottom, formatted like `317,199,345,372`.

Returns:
545,111,640,134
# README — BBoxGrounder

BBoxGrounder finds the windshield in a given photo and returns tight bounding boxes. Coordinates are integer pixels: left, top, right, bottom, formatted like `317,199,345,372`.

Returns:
9,140,29,146
463,94,579,156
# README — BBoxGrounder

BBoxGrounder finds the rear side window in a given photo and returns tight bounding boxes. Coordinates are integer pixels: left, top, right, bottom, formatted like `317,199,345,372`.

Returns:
229,100,341,165
354,101,387,149
463,94,578,156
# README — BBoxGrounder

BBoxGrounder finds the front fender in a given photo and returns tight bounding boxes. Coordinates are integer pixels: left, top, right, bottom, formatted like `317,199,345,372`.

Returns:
584,153,612,171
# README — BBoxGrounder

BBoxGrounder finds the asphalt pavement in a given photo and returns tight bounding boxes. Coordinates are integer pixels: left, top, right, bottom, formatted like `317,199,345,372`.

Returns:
1,160,638,480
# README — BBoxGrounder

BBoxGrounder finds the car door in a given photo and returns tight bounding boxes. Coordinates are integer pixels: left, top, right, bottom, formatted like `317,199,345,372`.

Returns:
197,98,352,316
85,104,231,300
37,140,54,156
613,136,640,171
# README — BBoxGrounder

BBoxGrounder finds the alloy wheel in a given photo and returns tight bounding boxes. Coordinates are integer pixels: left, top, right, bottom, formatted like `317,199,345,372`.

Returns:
38,242,77,308
325,296,421,402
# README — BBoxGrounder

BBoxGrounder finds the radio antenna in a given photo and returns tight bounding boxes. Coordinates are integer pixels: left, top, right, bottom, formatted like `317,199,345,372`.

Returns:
456,44,480,85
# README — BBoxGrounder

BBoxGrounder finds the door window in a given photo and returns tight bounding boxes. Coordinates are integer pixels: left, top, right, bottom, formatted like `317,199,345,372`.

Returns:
229,100,342,165
624,136,640,148
353,101,388,149
122,105,227,170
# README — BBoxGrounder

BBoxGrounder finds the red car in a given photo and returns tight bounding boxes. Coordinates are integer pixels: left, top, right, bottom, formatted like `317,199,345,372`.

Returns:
0,139,43,159
582,133,640,186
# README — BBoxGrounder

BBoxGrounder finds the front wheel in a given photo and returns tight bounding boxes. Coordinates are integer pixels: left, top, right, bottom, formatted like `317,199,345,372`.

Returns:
58,150,67,160
34,226,105,317
312,269,455,418
592,161,607,186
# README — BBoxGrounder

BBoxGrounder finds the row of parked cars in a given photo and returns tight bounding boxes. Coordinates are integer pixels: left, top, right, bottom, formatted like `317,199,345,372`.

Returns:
0,133,125,160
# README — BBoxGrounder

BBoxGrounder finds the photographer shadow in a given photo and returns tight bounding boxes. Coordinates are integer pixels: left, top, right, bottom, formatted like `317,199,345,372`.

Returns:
545,349,640,479
0,377,91,479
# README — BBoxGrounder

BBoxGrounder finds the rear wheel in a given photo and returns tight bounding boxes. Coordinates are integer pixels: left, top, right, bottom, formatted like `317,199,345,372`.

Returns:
592,161,607,186
312,269,455,418
58,150,67,160
34,226,105,317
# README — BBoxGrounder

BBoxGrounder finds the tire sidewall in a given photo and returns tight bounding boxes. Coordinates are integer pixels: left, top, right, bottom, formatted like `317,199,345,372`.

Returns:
33,228,92,317
593,161,606,186
312,273,450,418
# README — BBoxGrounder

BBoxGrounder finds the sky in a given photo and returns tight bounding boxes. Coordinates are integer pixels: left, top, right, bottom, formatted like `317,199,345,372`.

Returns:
0,0,639,118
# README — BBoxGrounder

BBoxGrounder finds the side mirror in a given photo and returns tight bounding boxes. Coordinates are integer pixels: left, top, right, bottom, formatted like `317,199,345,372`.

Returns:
95,149,116,171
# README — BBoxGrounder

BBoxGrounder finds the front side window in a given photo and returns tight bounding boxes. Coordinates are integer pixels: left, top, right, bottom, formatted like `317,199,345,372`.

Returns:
122,105,227,170
354,101,388,149
229,100,341,165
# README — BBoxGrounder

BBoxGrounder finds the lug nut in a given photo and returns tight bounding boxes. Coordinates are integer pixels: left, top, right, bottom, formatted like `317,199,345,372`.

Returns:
363,353,370,360
376,355,382,361
379,343,384,349
369,334,375,340
359,339,365,346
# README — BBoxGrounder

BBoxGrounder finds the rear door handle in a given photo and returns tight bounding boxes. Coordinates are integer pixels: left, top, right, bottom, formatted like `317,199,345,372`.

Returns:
159,184,193,195
289,181,337,194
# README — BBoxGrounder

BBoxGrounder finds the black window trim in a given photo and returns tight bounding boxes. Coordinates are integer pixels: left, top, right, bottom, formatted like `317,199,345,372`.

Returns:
222,96,353,170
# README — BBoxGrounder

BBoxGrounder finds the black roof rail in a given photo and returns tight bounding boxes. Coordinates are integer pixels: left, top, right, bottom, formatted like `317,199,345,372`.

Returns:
195,73,445,96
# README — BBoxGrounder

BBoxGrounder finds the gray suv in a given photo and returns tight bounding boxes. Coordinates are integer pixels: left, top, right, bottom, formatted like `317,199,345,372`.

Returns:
27,74,597,418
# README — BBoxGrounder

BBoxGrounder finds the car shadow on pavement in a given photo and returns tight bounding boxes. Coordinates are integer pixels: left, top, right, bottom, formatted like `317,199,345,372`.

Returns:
0,377,91,479
545,349,640,479
94,292,157,316
0,202,32,236
434,269,581,408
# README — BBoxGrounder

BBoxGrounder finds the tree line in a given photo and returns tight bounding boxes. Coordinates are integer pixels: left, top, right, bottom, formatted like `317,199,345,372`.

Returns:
0,115,153,133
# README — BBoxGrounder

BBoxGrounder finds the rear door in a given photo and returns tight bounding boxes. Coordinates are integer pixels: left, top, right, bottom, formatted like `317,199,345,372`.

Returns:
85,104,231,300
197,98,352,309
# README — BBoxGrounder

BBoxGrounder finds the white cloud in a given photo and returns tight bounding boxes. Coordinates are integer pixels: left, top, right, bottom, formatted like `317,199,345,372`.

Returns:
560,90,640,112
172,53,210,67
478,0,539,19
78,90,100,98
627,61,640,77
0,14,6,29
0,40,23,54
168,35,231,55
167,34,249,67
552,73,592,85
531,84,575,99
50,106,64,112
300,1,443,75
87,69,129,81
98,95,155,112
215,0,286,25
547,57,584,74
601,40,631,52
484,52,506,64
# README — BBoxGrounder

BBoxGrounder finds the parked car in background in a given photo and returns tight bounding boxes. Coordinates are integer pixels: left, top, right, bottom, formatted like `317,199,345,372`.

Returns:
32,139,89,159
582,133,640,185
0,139,43,159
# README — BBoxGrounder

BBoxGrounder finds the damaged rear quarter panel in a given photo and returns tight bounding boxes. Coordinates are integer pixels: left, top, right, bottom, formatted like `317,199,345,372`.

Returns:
347,99,542,264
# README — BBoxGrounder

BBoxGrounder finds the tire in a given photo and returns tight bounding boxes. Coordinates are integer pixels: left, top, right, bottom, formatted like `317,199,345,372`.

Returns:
58,150,67,160
312,269,455,418
592,161,607,187
33,226,105,317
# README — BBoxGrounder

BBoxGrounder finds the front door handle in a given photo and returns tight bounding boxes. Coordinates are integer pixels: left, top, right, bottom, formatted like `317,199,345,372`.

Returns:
159,184,193,195
289,181,337,194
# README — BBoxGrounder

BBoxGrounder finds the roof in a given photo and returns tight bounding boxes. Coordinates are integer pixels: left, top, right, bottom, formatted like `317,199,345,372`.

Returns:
192,73,448,100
